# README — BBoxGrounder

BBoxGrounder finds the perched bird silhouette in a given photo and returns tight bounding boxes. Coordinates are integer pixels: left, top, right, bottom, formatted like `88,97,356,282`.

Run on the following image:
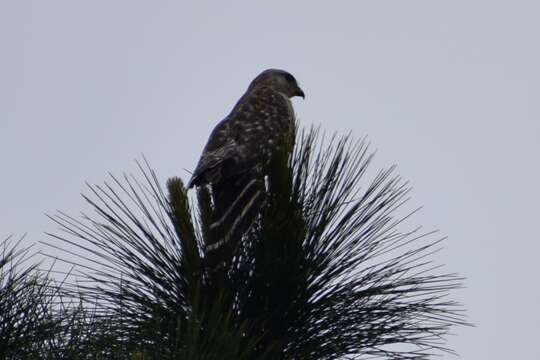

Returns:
188,69,304,189
188,69,304,271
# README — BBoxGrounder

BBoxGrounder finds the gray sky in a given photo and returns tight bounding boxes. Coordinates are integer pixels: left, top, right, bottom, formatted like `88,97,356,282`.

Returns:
1,1,539,358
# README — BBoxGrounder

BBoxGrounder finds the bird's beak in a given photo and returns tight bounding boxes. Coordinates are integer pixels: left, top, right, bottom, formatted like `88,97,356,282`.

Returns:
296,86,305,99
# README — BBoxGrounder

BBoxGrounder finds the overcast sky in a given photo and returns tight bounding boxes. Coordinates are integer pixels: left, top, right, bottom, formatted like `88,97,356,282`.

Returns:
1,1,539,358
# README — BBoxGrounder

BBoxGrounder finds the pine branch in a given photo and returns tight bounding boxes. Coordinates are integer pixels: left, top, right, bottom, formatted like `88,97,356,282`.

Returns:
42,126,469,359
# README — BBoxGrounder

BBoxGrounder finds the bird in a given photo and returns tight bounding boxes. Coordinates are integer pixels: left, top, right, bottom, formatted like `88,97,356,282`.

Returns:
187,69,304,272
188,69,304,190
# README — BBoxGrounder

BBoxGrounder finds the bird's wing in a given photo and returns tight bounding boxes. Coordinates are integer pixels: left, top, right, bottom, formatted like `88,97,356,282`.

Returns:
188,88,294,188
188,139,238,187
188,116,234,187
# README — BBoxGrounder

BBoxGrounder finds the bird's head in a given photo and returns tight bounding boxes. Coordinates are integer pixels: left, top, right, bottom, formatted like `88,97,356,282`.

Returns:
248,69,305,99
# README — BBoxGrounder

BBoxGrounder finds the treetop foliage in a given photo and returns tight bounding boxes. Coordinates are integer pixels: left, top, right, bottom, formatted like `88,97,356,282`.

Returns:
1,127,468,359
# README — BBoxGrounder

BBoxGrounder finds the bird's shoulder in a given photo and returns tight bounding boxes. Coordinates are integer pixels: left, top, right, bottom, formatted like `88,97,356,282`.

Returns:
200,87,277,150
235,87,291,116
227,87,294,139
202,116,233,153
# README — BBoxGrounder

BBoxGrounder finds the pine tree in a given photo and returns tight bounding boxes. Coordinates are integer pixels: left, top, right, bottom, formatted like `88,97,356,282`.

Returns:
42,127,467,359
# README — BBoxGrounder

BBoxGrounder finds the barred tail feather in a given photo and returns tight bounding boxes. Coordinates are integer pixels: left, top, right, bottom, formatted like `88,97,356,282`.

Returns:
204,173,265,275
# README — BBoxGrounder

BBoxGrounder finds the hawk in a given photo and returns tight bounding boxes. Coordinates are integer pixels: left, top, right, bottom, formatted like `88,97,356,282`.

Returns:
188,69,304,189
188,69,304,272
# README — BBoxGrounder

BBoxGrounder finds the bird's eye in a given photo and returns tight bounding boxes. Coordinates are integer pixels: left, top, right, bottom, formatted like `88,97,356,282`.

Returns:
284,73,296,83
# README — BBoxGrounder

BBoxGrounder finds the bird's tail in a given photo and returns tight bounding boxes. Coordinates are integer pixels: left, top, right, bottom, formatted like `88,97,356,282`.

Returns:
204,172,265,276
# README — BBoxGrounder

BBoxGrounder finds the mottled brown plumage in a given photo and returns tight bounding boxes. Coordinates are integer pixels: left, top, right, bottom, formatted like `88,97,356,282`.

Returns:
188,69,304,275
188,69,304,189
